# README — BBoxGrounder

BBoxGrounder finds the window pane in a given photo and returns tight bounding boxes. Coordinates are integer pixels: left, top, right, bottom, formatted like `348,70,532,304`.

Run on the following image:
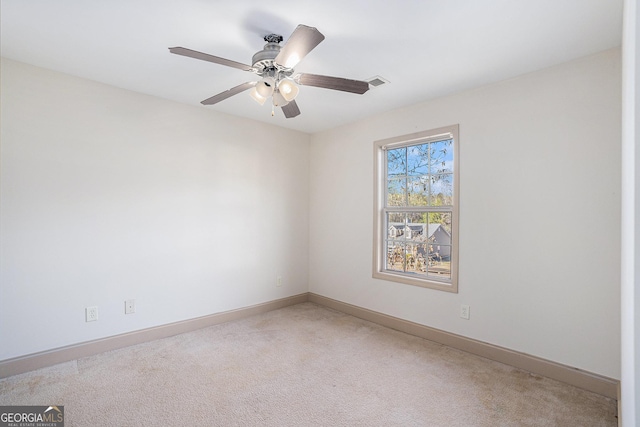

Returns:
427,213,452,280
407,143,429,176
407,176,429,206
388,212,406,223
428,212,452,241
428,245,451,279
430,174,453,206
386,241,405,272
412,243,429,275
430,139,454,174
387,212,406,240
406,243,429,276
387,148,406,176
387,177,406,206
406,212,428,242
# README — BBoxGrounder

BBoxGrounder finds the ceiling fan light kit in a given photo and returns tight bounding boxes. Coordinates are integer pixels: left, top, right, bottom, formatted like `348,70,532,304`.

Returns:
249,87,267,105
278,79,299,102
169,24,370,118
255,76,275,98
272,89,288,107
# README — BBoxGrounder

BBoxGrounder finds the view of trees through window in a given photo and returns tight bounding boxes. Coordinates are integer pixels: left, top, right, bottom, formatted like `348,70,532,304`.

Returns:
385,139,454,281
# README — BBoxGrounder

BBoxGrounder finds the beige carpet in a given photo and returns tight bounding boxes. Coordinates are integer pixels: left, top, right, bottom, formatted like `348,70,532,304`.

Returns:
0,303,617,426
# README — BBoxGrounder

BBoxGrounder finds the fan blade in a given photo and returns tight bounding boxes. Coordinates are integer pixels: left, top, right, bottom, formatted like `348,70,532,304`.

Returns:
274,25,325,69
281,100,301,118
296,73,370,94
169,47,254,72
201,82,257,105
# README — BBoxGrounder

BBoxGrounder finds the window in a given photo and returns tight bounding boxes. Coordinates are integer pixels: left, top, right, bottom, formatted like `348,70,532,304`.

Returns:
373,125,459,292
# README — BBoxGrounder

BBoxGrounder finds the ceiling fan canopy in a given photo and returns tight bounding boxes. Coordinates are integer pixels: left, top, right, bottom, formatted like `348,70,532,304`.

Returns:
169,24,370,118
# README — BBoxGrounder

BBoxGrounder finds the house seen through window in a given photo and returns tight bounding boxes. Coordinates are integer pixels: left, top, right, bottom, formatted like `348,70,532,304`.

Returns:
373,125,459,292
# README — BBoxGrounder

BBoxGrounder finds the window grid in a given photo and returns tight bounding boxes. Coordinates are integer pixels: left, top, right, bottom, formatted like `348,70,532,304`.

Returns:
373,125,459,292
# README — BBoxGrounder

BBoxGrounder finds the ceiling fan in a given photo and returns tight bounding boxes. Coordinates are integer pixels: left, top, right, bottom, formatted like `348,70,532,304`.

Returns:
169,24,369,118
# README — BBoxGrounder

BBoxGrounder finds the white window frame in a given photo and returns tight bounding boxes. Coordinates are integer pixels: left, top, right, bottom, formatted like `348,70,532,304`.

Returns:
373,125,459,293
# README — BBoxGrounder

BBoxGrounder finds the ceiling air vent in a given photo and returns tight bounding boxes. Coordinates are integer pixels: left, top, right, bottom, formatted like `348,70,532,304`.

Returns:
366,75,390,88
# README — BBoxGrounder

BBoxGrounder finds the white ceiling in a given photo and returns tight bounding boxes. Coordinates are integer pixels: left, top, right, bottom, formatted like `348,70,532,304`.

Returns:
0,1,623,134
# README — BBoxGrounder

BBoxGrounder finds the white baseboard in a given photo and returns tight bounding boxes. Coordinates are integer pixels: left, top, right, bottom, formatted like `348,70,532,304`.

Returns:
0,293,308,379
308,292,619,400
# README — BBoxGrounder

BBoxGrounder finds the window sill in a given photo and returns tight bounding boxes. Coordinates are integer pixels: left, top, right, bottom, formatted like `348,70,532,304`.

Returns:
372,270,458,293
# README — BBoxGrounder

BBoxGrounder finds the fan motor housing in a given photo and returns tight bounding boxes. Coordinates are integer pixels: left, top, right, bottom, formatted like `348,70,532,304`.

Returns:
252,41,280,70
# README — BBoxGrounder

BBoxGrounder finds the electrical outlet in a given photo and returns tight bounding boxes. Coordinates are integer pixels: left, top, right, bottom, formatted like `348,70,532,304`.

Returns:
460,304,470,320
125,299,135,314
86,306,98,322
276,275,282,287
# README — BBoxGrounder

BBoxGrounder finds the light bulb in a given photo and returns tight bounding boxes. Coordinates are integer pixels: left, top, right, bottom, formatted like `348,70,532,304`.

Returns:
272,90,289,107
250,87,267,105
255,77,275,98
278,79,299,102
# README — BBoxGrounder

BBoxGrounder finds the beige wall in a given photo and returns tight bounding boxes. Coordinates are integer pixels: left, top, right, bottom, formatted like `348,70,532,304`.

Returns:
0,58,310,360
309,49,622,379
0,48,623,382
